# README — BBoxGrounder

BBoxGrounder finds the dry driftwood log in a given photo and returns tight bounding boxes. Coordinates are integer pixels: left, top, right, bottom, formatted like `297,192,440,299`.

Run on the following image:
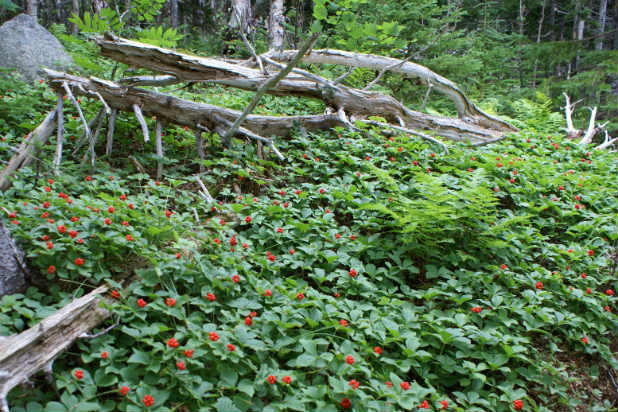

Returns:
0,286,110,412
95,33,515,143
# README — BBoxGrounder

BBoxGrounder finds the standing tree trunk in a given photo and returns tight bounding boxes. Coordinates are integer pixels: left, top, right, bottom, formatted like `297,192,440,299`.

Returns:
517,0,525,88
230,0,251,34
93,0,106,15
26,0,38,18
269,0,285,53
532,0,546,88
170,0,179,28
595,0,608,50
72,0,79,34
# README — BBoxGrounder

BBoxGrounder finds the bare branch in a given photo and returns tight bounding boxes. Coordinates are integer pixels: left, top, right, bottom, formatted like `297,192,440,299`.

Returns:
235,11,267,75
155,119,165,179
222,33,320,145
363,53,416,91
194,175,214,203
421,82,433,111
133,104,149,142
54,93,64,171
119,75,180,87
579,106,598,145
80,315,119,340
94,91,111,114
359,119,449,154
105,109,117,157
63,82,91,142
333,66,355,85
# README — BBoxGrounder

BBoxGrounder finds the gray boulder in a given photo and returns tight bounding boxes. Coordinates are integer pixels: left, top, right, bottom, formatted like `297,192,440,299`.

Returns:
0,13,74,82
0,219,26,297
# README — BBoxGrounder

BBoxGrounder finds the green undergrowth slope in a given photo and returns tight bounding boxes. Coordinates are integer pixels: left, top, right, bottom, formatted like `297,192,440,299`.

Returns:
2,124,618,412
1,74,618,412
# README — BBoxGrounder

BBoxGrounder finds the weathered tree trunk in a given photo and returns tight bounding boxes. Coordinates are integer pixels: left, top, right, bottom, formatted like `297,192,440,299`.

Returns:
26,0,38,18
95,35,515,142
71,0,80,34
230,0,251,33
267,49,515,132
268,0,285,52
169,0,179,28
0,286,110,412
93,0,107,15
532,0,546,88
596,0,608,50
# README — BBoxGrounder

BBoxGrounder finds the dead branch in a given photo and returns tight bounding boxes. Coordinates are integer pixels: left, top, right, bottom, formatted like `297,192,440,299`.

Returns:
119,74,179,87
62,82,91,142
105,109,117,156
0,110,57,191
0,286,110,411
363,53,415,91
94,35,513,142
155,119,165,179
54,93,64,171
265,48,515,132
359,119,450,154
579,106,598,145
194,175,214,203
133,104,149,142
235,11,266,75
222,33,320,145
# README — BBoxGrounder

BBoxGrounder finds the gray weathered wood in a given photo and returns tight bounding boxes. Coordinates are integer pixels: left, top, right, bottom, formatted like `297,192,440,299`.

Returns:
0,286,110,410
0,110,57,191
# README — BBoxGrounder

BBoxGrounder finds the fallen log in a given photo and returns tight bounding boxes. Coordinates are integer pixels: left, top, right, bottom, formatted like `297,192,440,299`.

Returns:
0,285,110,412
265,48,516,132
95,34,514,143
43,69,343,138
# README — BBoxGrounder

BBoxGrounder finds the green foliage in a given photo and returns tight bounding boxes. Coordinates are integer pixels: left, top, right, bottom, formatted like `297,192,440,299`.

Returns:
2,98,618,411
69,9,124,34
0,0,18,12
131,0,166,22
137,26,184,48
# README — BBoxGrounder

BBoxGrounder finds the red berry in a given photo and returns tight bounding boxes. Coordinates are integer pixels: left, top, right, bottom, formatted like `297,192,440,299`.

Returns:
142,395,154,407
74,369,83,380
101,351,109,359
167,338,179,348
267,375,276,384
345,355,354,365
120,386,129,396
209,331,219,341
137,298,147,308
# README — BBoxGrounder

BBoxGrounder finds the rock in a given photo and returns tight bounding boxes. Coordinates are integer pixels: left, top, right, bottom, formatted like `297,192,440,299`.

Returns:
0,219,27,297
0,14,74,82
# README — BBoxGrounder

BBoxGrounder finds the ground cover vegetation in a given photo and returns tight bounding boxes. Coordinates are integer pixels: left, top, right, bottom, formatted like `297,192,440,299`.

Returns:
1,67,618,410
1,0,618,411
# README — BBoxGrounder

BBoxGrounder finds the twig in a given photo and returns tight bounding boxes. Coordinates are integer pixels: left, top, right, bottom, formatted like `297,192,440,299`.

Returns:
261,55,332,87
62,82,91,143
133,104,149,142
421,82,433,111
359,119,449,154
191,207,199,223
155,119,165,179
363,53,415,91
195,129,205,172
93,91,111,114
80,316,119,340
194,175,214,203
333,66,355,84
222,32,320,146
54,93,64,171
235,11,267,75
72,109,104,156
105,109,117,156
